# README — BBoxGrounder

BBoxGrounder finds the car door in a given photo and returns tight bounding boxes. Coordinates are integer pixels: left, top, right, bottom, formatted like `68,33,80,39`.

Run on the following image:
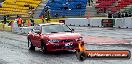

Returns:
33,26,42,47
34,33,41,47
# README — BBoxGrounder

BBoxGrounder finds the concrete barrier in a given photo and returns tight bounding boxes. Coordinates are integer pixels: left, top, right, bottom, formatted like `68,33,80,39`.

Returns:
65,18,90,26
115,18,125,28
115,17,132,28
1,17,132,35
12,27,20,33
45,18,65,23
89,18,102,27
12,21,19,33
18,26,34,34
65,17,132,28
124,17,132,28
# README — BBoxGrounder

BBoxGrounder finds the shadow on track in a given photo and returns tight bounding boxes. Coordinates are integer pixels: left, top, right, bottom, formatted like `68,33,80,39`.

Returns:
28,49,75,56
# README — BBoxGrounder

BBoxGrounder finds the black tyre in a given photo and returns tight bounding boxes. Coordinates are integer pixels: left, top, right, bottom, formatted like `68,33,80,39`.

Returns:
41,40,48,54
76,50,80,57
128,50,131,59
76,52,87,61
28,39,35,51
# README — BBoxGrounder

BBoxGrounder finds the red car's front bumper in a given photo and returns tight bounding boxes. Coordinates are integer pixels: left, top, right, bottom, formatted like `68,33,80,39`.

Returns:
46,42,82,51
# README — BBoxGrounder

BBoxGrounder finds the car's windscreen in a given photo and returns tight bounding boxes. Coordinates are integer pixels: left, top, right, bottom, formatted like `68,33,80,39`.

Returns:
42,24,71,34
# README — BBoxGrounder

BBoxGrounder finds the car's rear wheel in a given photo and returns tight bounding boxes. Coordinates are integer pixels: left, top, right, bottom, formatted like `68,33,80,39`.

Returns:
41,40,48,54
28,39,35,51
76,50,80,56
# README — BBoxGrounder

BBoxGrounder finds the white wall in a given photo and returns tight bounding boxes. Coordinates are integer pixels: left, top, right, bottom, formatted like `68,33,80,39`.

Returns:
124,18,132,28
89,18,102,27
115,18,132,28
115,18,125,28
65,18,90,26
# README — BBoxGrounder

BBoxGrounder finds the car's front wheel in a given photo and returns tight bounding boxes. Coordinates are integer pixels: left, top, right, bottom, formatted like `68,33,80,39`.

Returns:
76,52,87,61
41,40,48,54
28,39,35,51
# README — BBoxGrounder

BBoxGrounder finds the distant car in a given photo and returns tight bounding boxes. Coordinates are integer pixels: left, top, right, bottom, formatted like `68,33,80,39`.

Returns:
27,23,84,53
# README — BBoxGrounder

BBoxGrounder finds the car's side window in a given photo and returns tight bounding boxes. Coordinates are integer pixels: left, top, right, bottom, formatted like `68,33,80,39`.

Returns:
34,26,41,30
33,26,41,33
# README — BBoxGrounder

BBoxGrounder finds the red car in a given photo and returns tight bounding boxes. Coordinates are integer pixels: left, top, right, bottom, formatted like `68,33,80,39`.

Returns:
27,23,84,53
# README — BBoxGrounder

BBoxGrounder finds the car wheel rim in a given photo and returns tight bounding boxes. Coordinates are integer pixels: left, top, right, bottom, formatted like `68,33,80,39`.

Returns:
42,45,45,50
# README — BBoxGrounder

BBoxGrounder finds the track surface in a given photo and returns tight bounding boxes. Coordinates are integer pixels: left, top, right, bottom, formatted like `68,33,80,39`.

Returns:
0,27,132,64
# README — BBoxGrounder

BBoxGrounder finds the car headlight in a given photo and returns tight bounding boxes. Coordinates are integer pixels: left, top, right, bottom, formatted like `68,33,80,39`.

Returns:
48,40,60,43
75,37,83,41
